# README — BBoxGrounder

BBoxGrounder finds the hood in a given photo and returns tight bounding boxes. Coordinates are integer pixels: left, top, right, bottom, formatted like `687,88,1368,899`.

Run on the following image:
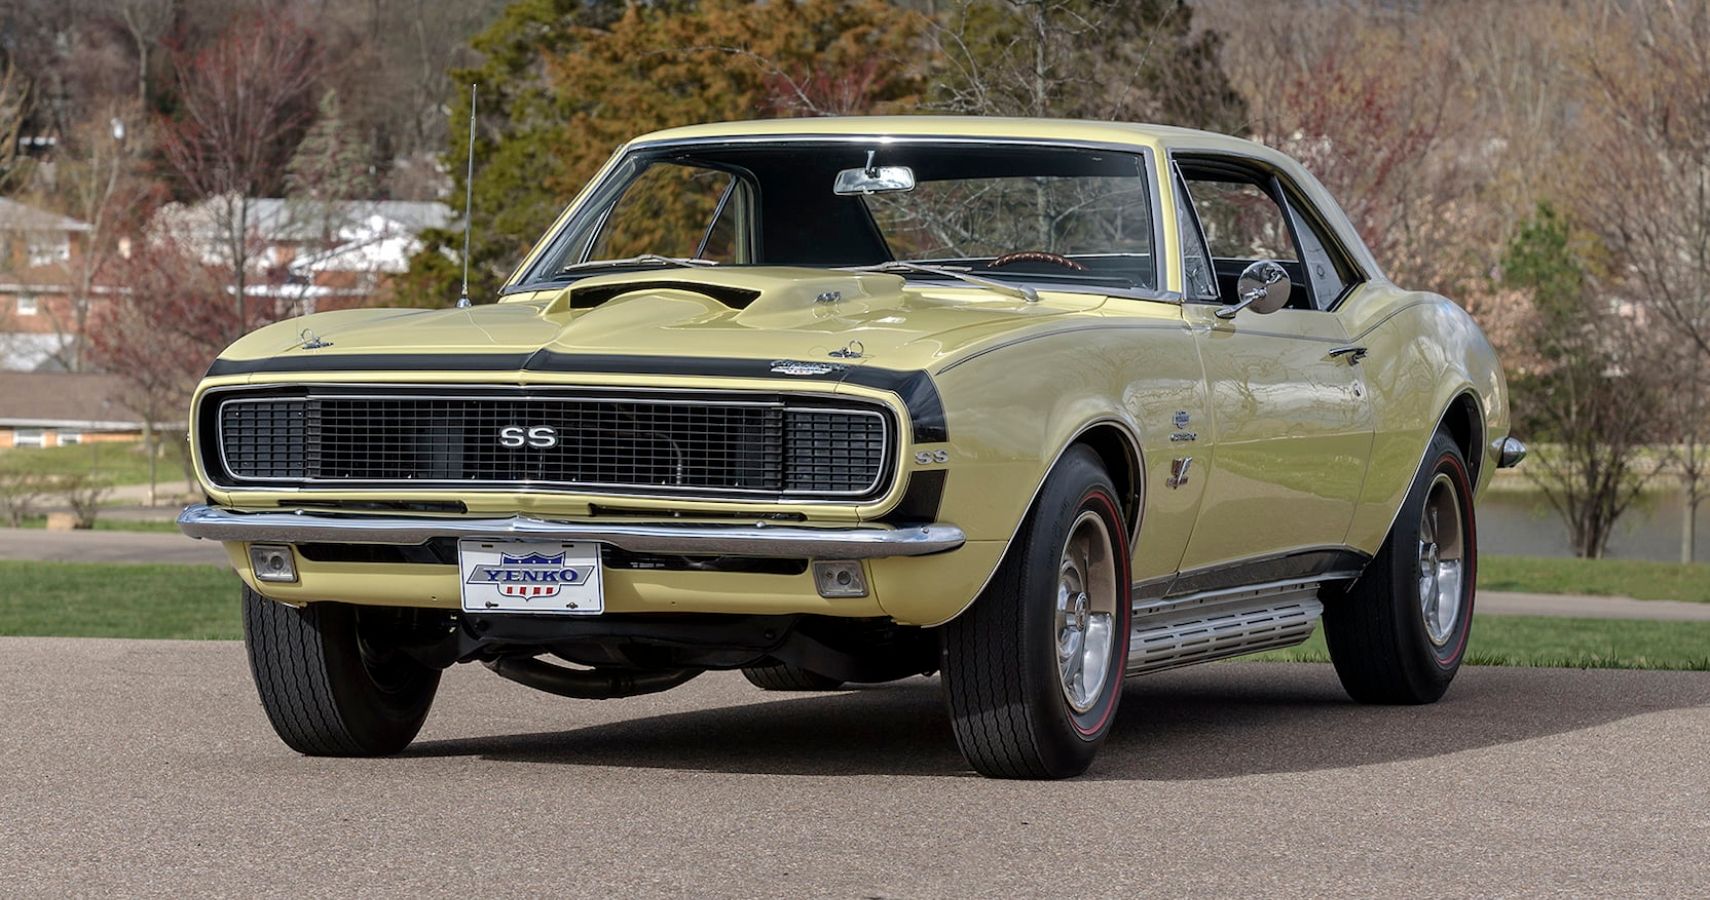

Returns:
220,267,1109,373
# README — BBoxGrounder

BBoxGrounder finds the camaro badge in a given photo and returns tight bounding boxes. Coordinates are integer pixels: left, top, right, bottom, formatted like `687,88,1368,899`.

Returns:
464,552,593,598
769,359,846,376
1166,457,1194,489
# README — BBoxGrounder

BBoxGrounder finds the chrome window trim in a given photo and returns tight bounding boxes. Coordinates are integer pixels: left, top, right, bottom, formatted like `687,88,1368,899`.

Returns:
204,385,898,502
1167,147,1374,311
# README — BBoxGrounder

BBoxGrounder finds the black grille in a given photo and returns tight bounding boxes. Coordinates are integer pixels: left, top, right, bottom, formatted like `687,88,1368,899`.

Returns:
784,409,885,493
220,400,307,480
213,392,891,499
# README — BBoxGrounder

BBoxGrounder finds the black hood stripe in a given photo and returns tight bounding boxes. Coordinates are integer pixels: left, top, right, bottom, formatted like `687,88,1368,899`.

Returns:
204,352,948,442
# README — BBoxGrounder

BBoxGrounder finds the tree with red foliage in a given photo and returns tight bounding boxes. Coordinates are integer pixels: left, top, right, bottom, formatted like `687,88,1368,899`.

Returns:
85,239,239,504
158,15,320,339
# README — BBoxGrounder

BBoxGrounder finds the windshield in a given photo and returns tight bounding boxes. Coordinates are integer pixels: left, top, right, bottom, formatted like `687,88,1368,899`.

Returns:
518,141,1159,292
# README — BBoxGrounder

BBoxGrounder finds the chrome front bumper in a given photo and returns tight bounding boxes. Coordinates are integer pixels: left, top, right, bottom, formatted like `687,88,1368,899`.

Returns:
176,504,965,559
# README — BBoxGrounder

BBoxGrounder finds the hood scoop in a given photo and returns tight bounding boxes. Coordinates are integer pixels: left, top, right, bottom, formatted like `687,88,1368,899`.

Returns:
567,278,761,310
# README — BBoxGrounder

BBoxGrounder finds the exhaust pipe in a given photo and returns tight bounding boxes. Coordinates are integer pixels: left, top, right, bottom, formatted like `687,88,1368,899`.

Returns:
483,656,701,700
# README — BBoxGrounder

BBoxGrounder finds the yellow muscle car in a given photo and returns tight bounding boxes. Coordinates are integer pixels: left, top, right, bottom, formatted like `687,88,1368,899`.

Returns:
178,117,1522,778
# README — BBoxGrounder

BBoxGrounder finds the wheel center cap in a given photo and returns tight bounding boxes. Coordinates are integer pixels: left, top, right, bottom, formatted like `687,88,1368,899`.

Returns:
1073,592,1090,630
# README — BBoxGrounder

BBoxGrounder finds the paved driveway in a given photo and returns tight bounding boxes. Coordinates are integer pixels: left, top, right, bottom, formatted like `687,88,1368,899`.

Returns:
0,527,229,566
1,638,1705,896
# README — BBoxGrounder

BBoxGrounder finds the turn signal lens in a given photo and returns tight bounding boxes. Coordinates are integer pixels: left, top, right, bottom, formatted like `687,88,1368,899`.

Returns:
811,560,868,598
248,544,299,584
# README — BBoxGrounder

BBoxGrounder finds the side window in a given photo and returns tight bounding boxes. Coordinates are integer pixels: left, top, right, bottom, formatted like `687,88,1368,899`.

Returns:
1173,176,1218,301
1284,196,1350,309
588,162,742,262
1183,178,1297,262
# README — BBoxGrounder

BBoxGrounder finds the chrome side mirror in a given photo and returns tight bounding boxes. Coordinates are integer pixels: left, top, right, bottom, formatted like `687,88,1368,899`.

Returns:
1215,260,1291,319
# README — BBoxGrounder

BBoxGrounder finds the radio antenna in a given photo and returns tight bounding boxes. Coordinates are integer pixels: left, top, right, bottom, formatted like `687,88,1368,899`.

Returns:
456,83,478,309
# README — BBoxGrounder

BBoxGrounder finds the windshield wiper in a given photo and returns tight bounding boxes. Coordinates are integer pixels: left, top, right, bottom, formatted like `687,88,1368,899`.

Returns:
841,261,1038,303
557,254,720,274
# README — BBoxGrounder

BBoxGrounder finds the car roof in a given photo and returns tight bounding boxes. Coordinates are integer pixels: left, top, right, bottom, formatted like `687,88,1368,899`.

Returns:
629,116,1280,157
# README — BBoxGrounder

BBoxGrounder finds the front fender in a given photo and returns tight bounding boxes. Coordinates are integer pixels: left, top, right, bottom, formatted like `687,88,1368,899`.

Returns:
870,310,1204,625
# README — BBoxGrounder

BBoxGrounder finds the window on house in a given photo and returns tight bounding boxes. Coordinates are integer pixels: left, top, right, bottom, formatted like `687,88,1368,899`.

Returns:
57,430,83,446
17,295,38,316
14,428,45,448
27,234,70,267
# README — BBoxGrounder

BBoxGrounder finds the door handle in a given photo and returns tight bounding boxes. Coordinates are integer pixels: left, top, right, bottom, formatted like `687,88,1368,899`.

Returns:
1328,345,1368,364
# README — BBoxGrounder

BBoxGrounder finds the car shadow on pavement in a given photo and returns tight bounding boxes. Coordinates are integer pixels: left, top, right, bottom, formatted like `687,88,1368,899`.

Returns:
403,663,1710,780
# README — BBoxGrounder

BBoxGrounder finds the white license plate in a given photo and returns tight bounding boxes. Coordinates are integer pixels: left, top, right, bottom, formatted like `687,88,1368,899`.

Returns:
457,539,604,615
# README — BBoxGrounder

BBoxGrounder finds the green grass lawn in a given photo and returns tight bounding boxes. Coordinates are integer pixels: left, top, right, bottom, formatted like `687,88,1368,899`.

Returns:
1,560,1707,670
0,441,185,487
12,516,184,534
0,561,241,640
1253,614,1710,671
1479,555,1710,604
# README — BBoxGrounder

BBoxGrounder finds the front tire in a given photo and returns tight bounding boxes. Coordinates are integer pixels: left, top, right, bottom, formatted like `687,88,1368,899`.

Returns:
941,446,1132,779
1324,432,1477,704
242,588,441,756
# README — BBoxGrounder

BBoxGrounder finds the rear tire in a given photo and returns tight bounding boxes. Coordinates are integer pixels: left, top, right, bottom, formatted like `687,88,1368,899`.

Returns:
941,446,1131,779
740,663,846,691
1324,432,1477,704
242,588,441,756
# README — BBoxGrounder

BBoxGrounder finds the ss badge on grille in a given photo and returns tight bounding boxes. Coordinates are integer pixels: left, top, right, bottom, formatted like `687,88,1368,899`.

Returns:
499,425,558,449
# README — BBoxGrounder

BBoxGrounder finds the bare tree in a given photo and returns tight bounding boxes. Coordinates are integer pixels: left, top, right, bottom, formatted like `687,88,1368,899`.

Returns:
1656,340,1710,563
1571,2,1710,562
0,62,30,195
114,0,177,109
86,238,236,504
925,0,1245,130
159,15,319,338
1504,204,1664,558
38,105,149,371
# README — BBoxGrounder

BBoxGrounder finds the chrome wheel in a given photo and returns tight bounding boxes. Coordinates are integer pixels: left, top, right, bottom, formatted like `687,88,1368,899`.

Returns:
1055,510,1118,713
1418,473,1466,647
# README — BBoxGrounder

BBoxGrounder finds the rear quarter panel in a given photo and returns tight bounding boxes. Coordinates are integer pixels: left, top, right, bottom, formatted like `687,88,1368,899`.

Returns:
1338,284,1509,554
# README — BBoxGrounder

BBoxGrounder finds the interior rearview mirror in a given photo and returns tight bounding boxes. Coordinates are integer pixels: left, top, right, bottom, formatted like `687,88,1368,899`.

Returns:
834,162,915,196
1216,260,1292,319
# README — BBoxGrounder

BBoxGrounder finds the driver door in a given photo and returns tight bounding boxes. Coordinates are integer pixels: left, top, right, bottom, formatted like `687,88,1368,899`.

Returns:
1173,161,1375,577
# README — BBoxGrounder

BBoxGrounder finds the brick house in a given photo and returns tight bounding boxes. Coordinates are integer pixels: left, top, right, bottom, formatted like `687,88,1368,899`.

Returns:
156,197,453,317
0,371,178,448
0,198,119,372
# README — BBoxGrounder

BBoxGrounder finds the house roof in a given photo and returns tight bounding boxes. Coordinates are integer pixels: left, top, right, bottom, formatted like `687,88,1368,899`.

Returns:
0,198,91,233
159,198,452,243
0,372,171,429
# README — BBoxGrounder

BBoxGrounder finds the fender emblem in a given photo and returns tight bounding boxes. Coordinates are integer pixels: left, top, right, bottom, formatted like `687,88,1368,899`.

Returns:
1166,457,1193,489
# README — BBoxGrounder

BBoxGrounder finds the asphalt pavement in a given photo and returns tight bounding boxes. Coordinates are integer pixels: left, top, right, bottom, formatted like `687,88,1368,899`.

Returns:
0,526,228,566
1,637,1705,897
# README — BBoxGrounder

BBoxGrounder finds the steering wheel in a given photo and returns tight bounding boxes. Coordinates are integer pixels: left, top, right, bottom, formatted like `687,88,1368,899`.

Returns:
985,250,1087,271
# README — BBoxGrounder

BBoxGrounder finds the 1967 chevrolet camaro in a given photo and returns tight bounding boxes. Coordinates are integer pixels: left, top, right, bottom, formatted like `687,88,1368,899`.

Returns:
178,117,1522,778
